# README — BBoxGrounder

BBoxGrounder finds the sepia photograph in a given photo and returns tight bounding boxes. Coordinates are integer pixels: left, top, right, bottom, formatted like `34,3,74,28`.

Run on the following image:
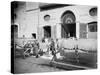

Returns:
11,1,97,74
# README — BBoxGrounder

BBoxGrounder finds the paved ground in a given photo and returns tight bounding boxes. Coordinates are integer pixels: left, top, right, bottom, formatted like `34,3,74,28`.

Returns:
14,56,63,74
14,49,97,74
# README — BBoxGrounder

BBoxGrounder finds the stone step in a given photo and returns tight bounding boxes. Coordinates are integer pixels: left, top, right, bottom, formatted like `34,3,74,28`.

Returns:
51,61,91,70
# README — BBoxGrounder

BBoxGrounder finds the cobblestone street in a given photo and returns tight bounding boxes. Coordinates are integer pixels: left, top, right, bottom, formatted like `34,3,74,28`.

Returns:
14,56,63,74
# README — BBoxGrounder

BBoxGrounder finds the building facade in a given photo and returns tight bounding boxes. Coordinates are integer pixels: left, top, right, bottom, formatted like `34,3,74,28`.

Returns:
12,2,97,41
38,5,97,41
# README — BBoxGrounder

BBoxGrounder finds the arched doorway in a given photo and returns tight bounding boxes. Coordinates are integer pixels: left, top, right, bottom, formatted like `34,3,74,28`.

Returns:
61,11,76,38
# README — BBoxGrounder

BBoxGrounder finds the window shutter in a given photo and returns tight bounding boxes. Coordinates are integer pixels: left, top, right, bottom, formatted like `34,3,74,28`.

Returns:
80,23,87,38
52,25,56,39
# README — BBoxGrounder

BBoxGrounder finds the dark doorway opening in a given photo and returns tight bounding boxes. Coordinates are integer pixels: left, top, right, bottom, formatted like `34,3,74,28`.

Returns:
61,11,76,38
61,23,76,38
11,25,18,39
67,23,76,37
43,26,51,38
32,33,36,39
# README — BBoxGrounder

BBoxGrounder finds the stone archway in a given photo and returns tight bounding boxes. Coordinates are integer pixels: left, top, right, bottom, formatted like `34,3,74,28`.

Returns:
61,10,76,38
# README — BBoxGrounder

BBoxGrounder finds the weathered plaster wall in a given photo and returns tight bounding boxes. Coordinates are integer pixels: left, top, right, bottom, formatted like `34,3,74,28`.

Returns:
39,5,97,25
39,5,97,39
13,3,97,39
14,2,39,38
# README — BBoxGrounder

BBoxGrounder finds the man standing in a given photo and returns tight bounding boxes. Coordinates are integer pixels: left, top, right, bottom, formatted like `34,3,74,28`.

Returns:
50,39,57,62
33,40,40,58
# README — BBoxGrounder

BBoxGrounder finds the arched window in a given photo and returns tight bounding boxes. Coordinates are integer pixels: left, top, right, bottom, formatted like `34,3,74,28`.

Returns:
89,7,97,16
44,15,50,21
61,12,76,24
